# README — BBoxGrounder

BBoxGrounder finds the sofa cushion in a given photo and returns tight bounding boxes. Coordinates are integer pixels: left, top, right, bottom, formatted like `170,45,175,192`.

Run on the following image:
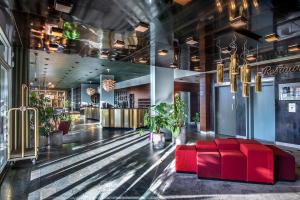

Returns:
215,138,240,150
197,151,221,179
196,140,218,152
236,138,260,144
176,145,197,173
266,145,296,181
220,150,247,181
240,143,274,184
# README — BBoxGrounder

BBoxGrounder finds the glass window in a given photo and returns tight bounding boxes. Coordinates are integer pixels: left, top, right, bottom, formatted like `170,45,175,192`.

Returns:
0,65,8,171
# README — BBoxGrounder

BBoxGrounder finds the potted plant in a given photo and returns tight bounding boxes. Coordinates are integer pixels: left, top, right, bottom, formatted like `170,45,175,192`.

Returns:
30,92,63,147
144,103,170,149
58,113,72,135
167,95,187,145
193,112,200,132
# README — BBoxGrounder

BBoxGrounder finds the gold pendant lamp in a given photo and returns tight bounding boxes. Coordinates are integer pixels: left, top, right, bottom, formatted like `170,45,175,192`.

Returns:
242,83,250,97
230,74,238,93
255,73,262,93
242,64,251,83
230,53,239,75
217,63,224,84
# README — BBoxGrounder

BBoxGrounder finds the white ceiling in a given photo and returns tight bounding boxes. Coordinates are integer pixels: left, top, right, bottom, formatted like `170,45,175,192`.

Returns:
29,50,150,89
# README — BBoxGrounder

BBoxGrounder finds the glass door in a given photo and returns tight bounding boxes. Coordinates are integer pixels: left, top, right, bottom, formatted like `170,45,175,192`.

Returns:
0,65,8,172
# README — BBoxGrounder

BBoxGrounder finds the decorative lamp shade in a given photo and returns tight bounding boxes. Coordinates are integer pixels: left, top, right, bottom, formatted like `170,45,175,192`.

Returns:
255,73,262,93
230,53,239,75
86,87,96,96
230,74,238,93
102,79,116,92
217,63,224,84
242,83,250,97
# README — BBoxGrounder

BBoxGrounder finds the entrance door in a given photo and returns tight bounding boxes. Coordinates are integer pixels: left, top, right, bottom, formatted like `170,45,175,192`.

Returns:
216,86,236,136
253,84,275,142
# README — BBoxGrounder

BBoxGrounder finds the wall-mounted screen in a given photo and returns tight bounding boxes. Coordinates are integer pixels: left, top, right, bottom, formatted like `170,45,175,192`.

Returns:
279,82,300,101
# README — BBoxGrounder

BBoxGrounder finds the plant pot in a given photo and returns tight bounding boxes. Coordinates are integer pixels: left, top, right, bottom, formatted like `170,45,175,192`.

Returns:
39,135,49,148
196,122,200,132
49,130,63,146
58,121,71,135
176,127,186,145
152,132,165,149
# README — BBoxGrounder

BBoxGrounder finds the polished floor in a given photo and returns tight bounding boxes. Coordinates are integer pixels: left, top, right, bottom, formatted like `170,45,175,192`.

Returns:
0,122,299,200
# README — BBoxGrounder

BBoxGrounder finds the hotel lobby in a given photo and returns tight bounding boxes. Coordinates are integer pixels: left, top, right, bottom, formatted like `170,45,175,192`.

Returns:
0,0,300,199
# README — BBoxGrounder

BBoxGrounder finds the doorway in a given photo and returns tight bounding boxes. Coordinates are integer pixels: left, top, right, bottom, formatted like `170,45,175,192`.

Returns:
216,85,237,136
251,83,275,142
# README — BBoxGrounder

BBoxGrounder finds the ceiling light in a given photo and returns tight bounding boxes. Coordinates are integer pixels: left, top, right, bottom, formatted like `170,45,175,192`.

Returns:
229,0,236,10
138,58,148,64
158,49,168,56
170,63,178,68
230,16,248,28
242,0,248,9
185,37,198,45
253,0,259,8
265,33,280,43
288,44,300,52
216,0,223,13
113,40,125,48
100,52,109,59
135,22,149,33
246,54,256,61
221,47,231,54
191,55,200,62
174,0,192,6
51,27,63,37
48,82,52,85
55,0,73,13
102,79,116,92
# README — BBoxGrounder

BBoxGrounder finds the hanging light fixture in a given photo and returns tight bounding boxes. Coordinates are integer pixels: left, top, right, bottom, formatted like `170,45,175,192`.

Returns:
242,83,250,97
242,64,251,83
230,53,239,76
135,22,149,33
255,73,262,93
102,79,116,92
86,81,96,96
230,74,238,93
229,0,236,10
253,0,259,8
265,33,280,43
216,0,223,13
158,49,168,56
288,44,300,52
217,63,224,84
185,37,198,45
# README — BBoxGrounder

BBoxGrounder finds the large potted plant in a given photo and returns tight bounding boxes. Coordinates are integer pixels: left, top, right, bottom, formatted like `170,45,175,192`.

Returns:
144,103,170,149
193,112,200,132
30,92,63,147
167,95,187,145
58,113,72,135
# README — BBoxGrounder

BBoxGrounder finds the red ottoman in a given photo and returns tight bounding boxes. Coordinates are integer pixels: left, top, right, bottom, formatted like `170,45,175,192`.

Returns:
220,150,246,181
266,145,296,181
215,138,240,150
197,151,221,179
196,140,218,152
240,143,274,184
176,145,197,173
236,138,260,144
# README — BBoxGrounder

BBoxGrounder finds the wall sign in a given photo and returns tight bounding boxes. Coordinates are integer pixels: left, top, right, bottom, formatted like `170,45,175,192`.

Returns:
288,103,296,113
262,64,300,76
279,83,300,101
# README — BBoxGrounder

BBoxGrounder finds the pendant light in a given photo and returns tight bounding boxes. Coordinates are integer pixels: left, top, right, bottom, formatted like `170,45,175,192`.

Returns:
230,74,238,93
242,83,250,97
255,73,262,93
216,40,224,84
86,81,96,96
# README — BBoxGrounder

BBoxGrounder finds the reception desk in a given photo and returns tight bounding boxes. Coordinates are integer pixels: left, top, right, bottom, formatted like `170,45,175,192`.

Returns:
84,107,147,129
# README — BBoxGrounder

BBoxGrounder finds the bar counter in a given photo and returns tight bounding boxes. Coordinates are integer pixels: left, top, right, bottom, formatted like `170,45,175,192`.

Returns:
84,107,147,129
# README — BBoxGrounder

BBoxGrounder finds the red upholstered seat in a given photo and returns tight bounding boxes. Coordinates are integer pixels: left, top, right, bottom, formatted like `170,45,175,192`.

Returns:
196,140,218,152
235,138,260,144
197,151,221,179
240,143,274,184
220,150,246,181
215,138,240,150
176,145,197,173
266,145,296,181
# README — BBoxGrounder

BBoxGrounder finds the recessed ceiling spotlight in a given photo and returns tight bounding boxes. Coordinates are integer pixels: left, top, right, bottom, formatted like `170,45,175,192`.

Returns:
246,54,256,61
185,37,198,45
221,47,231,54
265,33,280,43
138,58,148,64
113,40,125,48
55,0,73,14
230,16,248,28
135,22,149,33
158,49,168,56
100,52,109,59
288,44,300,52
170,63,178,68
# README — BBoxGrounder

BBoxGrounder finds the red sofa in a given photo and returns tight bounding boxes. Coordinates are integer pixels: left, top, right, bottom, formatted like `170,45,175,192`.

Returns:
175,138,296,184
